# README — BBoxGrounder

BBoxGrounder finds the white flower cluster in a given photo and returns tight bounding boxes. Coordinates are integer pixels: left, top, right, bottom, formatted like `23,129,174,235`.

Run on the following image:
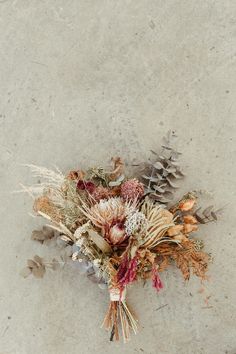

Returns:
74,221,91,240
125,211,147,236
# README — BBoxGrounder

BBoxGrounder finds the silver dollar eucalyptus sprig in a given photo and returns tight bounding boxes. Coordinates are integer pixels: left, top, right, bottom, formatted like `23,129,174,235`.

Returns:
142,131,184,204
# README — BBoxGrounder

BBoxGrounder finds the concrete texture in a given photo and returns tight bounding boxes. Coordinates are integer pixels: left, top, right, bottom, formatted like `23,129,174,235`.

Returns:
0,1,236,353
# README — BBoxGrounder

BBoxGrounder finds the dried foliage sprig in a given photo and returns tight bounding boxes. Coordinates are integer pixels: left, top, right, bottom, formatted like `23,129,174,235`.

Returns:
142,131,184,204
21,135,219,342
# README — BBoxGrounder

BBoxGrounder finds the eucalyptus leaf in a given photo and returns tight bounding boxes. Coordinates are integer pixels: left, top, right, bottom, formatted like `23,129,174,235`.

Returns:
153,185,166,193
20,267,32,278
203,205,214,218
153,161,164,170
32,265,46,278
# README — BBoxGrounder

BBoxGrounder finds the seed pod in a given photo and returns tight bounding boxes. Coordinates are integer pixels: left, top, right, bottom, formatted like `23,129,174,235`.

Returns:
179,199,196,211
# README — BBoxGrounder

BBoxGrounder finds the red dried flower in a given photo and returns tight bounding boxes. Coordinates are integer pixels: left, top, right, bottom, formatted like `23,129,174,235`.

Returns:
120,178,144,201
77,180,96,194
117,256,138,287
152,267,163,292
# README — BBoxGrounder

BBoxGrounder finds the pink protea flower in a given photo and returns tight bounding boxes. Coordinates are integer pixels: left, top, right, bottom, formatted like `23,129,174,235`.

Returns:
108,221,126,245
120,178,144,201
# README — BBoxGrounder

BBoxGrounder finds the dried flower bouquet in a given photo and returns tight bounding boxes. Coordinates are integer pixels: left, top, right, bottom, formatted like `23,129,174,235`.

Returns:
21,132,219,342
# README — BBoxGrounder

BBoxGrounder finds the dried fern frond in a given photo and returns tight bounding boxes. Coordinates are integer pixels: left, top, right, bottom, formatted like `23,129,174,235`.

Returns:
155,240,209,280
141,131,184,204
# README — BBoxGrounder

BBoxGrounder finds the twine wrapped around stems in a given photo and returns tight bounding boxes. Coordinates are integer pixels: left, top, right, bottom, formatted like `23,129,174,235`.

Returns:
102,287,138,342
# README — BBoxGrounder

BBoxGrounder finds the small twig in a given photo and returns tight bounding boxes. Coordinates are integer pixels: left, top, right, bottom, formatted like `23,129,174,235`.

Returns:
155,304,168,311
110,325,115,341
1,325,9,338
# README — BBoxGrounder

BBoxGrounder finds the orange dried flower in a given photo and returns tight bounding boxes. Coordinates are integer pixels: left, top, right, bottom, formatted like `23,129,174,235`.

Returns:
183,224,198,234
67,169,85,180
179,199,196,211
183,215,198,224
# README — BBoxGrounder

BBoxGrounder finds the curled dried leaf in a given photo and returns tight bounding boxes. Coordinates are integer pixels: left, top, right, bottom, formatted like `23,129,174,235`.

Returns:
88,229,112,254
173,234,188,242
183,215,198,224
31,226,54,243
27,259,37,268
179,199,196,211
109,157,124,180
20,267,32,278
27,256,46,278
32,265,46,278
51,258,60,271
33,255,44,266
183,224,198,234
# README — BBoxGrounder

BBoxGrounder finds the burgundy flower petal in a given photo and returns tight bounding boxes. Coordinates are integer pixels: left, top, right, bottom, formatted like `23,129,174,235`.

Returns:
152,267,163,292
117,256,138,287
77,180,86,190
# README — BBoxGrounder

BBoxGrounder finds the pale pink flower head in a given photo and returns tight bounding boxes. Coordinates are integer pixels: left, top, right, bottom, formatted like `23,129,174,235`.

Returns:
120,178,144,201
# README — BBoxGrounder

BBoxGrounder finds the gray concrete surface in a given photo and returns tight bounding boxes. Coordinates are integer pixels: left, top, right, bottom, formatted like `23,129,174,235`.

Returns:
1,1,236,353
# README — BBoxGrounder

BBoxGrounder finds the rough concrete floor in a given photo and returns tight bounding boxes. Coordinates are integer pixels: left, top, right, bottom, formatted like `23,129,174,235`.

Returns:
0,1,236,354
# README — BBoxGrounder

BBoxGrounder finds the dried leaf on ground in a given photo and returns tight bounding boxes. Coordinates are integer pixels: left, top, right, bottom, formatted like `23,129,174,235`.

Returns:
20,267,32,278
26,255,46,278
31,226,55,244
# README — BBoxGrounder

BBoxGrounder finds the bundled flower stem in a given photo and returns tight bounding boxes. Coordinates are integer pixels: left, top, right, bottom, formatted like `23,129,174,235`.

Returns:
20,141,218,342
102,287,138,342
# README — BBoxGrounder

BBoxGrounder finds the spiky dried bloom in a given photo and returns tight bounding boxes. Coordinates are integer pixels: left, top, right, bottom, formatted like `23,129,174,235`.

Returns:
140,198,175,248
79,197,137,245
120,179,144,201
80,198,135,229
